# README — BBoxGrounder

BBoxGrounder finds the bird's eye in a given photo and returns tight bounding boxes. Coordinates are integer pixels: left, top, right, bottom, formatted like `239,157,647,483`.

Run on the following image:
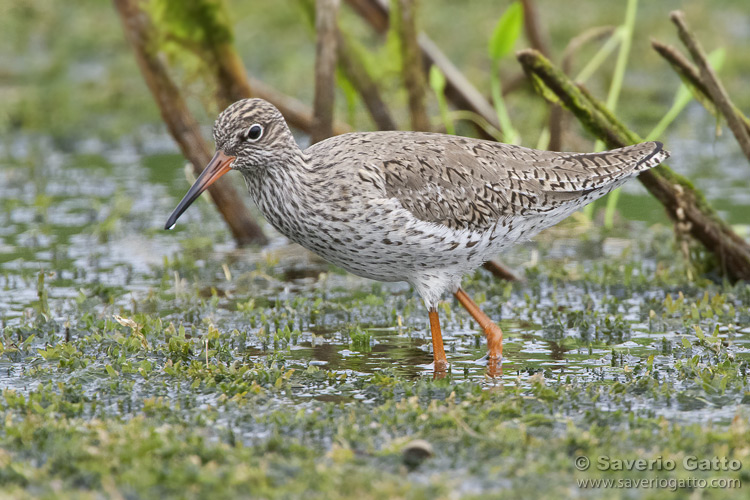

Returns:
243,124,263,142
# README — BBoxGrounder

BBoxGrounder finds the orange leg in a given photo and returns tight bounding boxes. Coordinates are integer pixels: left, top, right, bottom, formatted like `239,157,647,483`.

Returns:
454,288,503,361
428,309,449,372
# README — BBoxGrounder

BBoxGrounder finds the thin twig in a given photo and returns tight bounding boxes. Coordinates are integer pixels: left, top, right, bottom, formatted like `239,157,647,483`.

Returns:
418,33,501,132
337,29,398,130
344,0,389,32
345,0,501,132
248,77,352,136
651,40,715,112
482,260,523,282
447,110,504,142
652,40,750,136
562,26,616,75
651,40,708,98
311,0,340,144
520,0,550,56
551,25,615,151
670,10,750,161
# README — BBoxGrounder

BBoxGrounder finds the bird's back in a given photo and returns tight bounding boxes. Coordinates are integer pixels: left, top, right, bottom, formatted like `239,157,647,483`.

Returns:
305,132,669,233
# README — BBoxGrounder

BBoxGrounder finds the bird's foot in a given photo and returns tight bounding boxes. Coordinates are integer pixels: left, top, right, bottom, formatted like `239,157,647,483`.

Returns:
433,358,449,372
432,359,449,379
486,355,502,378
484,323,503,360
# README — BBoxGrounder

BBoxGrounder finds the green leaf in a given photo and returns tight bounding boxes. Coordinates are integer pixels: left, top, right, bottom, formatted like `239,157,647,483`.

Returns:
429,65,455,135
693,325,705,342
488,1,524,60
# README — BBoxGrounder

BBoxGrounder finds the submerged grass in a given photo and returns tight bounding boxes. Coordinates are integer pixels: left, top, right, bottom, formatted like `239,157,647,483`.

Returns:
1,135,750,498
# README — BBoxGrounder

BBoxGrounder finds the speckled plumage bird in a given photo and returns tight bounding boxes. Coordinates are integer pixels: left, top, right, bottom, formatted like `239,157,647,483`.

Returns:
165,98,670,371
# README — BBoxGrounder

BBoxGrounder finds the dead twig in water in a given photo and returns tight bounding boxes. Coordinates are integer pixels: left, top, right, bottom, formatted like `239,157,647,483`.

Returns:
483,260,523,282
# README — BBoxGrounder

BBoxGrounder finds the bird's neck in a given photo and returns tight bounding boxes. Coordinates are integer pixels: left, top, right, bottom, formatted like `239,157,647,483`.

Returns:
243,150,321,241
244,146,311,197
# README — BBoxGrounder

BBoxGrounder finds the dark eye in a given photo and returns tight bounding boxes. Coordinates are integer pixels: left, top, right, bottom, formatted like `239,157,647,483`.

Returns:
243,124,263,142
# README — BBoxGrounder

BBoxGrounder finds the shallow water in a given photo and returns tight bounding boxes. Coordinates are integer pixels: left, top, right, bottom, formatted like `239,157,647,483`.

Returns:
2,117,749,432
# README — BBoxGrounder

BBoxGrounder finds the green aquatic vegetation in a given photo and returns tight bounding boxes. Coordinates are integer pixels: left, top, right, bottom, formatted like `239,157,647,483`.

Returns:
348,326,373,353
2,2,750,495
34,271,51,320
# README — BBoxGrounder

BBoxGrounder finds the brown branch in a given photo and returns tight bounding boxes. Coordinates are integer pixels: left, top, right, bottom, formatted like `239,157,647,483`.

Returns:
546,105,565,152
248,77,352,137
482,260,523,282
517,48,750,281
345,0,500,131
344,0,389,32
337,29,398,130
670,10,750,162
311,0,340,144
417,33,501,132
210,42,254,109
520,0,550,56
345,0,389,33
113,0,267,246
652,40,750,136
394,0,430,131
299,0,396,131
651,41,709,102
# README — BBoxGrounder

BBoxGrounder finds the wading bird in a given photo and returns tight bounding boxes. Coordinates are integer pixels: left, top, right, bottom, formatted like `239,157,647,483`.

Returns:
166,98,669,373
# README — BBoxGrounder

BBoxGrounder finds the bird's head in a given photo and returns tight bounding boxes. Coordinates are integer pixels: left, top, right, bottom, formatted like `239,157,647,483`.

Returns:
213,98,296,172
164,98,294,230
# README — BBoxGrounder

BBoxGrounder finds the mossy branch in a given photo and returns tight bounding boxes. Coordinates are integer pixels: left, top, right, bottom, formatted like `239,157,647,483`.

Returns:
144,0,251,109
517,48,750,282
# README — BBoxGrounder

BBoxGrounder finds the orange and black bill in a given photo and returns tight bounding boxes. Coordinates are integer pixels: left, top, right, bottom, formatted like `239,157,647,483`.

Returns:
164,150,236,230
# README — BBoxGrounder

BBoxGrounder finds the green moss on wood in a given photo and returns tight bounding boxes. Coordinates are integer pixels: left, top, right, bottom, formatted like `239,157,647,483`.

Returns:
517,48,750,280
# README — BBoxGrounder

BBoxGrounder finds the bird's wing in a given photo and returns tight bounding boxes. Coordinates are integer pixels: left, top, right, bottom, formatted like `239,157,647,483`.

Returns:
369,134,668,231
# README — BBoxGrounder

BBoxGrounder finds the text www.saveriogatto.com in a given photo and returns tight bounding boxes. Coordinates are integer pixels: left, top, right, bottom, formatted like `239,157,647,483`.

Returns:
575,455,742,491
